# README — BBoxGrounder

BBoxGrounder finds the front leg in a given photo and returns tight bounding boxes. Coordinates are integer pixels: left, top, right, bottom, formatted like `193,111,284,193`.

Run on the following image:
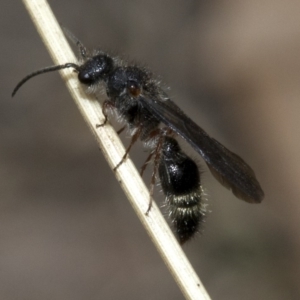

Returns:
96,100,115,128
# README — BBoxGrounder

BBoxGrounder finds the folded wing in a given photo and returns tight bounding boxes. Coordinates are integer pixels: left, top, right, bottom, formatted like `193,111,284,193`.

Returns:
139,95,264,203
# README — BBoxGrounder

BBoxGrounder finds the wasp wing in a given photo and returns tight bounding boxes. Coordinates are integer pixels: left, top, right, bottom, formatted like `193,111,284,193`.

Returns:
139,95,264,203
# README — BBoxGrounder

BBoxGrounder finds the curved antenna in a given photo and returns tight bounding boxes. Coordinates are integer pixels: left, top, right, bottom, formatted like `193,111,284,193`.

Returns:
12,63,80,97
62,26,88,59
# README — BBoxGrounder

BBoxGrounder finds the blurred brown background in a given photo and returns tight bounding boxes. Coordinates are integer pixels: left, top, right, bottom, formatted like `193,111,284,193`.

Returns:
2,1,300,299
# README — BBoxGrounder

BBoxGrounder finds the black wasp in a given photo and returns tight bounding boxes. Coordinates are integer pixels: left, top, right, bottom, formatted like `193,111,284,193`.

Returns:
12,30,264,244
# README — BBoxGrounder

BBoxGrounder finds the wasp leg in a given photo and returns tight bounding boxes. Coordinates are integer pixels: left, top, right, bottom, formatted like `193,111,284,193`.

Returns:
96,100,114,128
113,127,142,171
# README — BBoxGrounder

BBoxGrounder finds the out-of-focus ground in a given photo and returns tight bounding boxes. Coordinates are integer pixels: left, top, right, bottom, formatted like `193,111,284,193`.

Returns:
2,1,300,299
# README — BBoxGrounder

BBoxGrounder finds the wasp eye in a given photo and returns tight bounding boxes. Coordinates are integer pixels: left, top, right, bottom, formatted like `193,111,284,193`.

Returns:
128,81,141,97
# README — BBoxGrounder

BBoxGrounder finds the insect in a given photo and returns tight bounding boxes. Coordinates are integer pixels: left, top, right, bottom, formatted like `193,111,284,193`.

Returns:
12,30,264,244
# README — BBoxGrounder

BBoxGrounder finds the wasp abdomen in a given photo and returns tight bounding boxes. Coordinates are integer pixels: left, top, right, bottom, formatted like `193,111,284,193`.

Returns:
159,137,206,244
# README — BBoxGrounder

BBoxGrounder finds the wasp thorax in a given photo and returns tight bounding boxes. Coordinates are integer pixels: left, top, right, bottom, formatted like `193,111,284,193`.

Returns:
78,54,114,85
